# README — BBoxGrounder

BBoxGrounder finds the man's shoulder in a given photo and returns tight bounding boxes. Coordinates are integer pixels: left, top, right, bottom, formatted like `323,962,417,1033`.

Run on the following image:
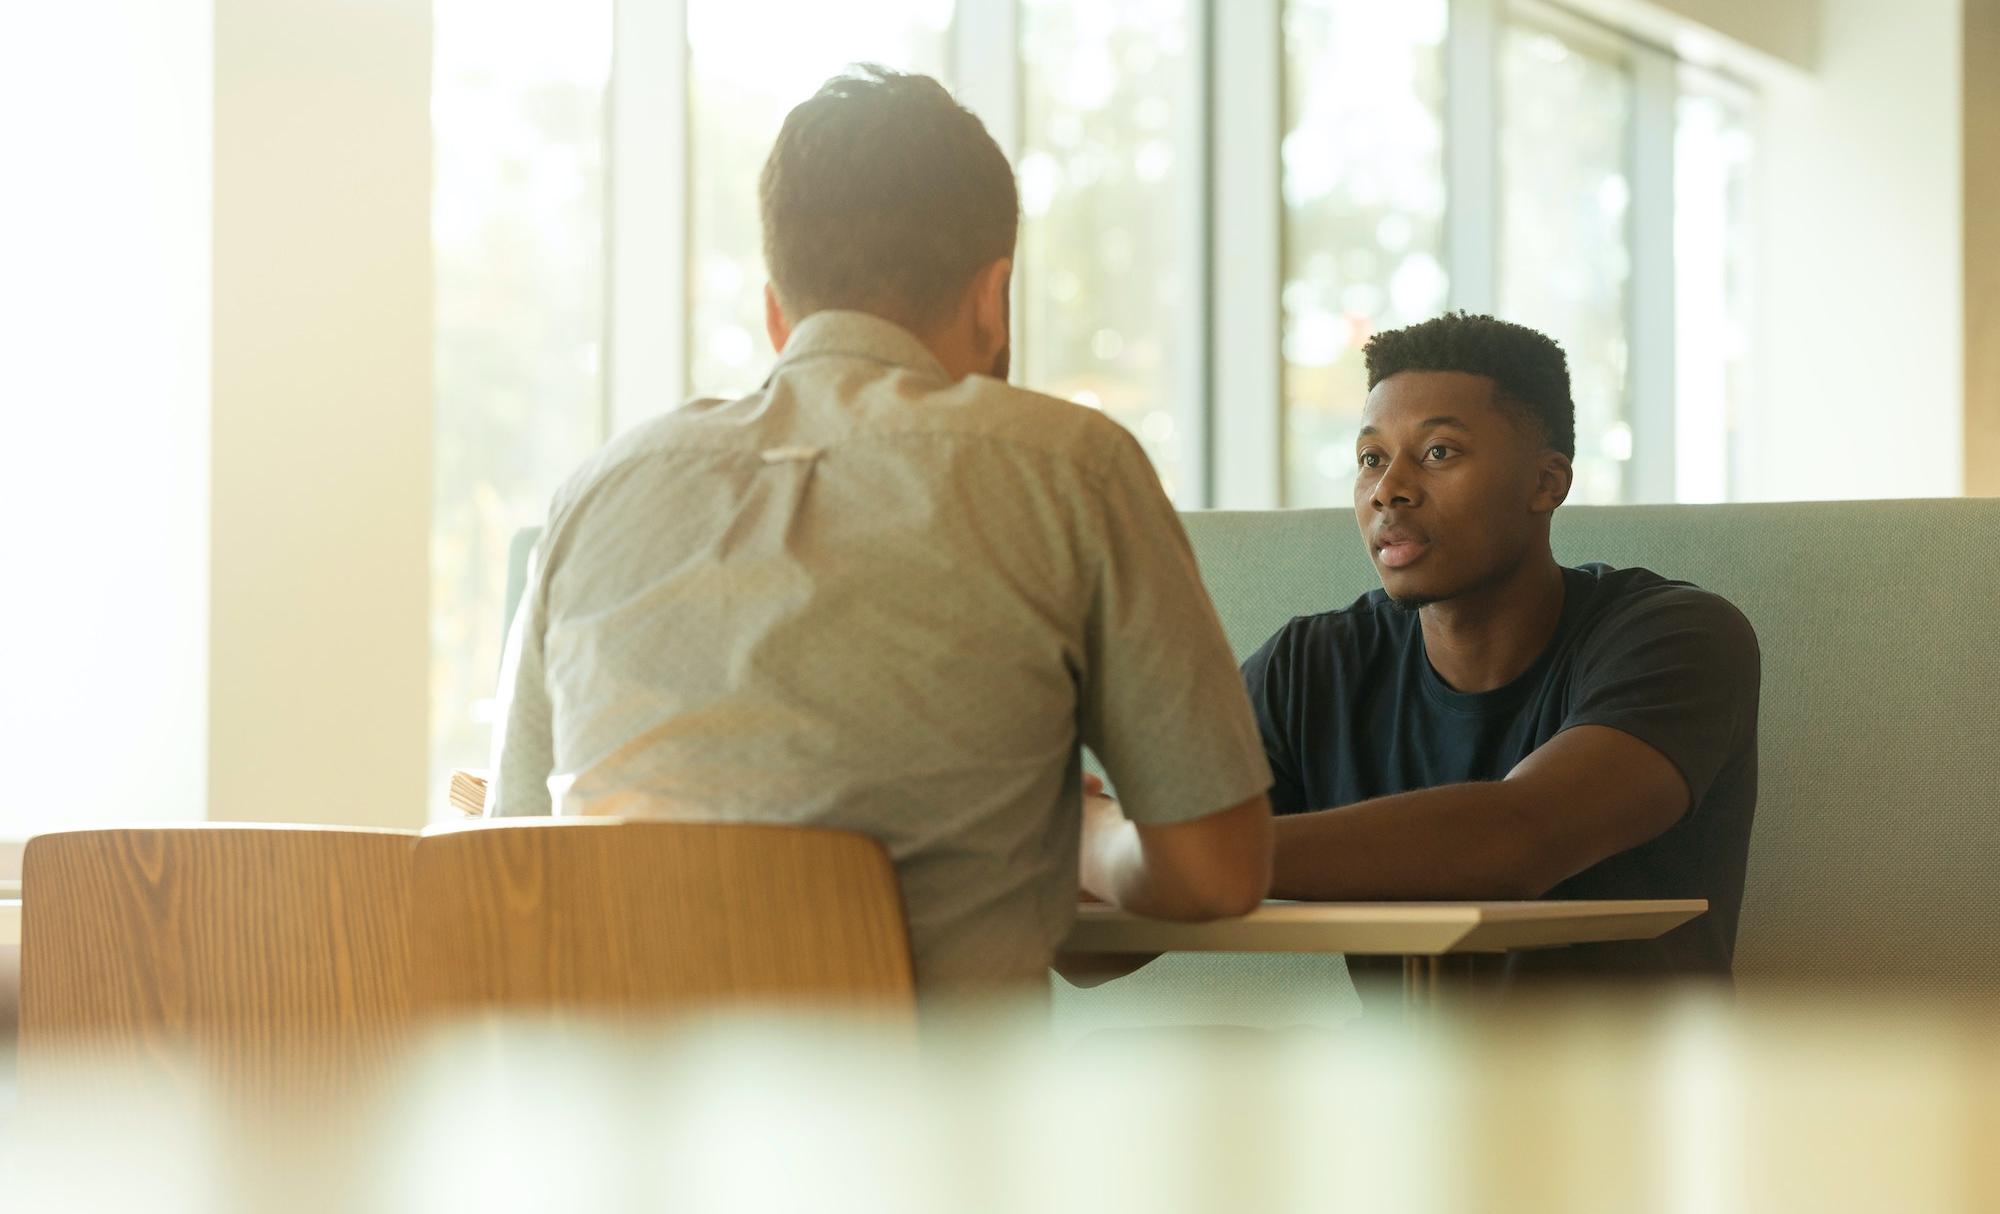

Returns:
1570,564,1758,651
608,376,1142,481
539,395,756,518
1255,586,1407,668
921,375,1154,477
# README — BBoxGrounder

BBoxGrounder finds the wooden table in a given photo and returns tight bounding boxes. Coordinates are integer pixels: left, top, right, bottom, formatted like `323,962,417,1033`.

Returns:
0,897,1705,1007
0,897,1703,960
1059,898,1707,1006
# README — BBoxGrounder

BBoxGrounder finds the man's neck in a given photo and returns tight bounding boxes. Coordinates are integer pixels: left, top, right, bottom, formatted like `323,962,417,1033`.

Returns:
1417,555,1567,693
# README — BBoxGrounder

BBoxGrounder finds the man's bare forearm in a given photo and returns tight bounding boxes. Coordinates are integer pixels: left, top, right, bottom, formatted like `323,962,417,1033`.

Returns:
1273,724,1696,901
1270,782,1573,901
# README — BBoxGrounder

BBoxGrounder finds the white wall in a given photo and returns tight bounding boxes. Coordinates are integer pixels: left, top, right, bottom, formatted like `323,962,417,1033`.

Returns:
209,0,433,828
1574,0,1820,72
1963,0,1998,495
1743,0,1964,500
0,3,214,836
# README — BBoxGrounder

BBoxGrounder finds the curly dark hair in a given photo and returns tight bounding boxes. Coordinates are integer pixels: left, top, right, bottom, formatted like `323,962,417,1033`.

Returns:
1363,312,1575,459
760,66,1018,331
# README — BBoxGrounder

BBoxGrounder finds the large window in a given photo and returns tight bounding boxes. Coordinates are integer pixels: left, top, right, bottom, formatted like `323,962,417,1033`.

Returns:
432,0,1762,807
430,0,612,814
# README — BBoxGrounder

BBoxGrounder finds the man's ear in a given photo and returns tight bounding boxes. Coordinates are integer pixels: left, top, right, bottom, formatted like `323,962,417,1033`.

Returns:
970,257,1011,357
764,283,792,354
1532,451,1574,514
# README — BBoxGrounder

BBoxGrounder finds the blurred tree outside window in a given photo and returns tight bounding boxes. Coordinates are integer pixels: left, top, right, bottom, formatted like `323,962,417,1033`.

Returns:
1019,0,1196,501
1674,77,1756,504
1498,19,1635,506
1280,0,1448,507
431,0,611,816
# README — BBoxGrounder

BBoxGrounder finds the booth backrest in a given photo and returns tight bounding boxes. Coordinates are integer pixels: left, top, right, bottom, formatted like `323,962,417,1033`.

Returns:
1178,499,2000,994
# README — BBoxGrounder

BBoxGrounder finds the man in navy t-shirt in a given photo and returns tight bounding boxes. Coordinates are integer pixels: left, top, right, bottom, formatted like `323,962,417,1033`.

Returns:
1243,312,1759,988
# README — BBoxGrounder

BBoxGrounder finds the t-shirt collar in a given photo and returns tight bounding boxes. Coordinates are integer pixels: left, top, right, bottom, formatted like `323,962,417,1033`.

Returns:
1414,566,1590,714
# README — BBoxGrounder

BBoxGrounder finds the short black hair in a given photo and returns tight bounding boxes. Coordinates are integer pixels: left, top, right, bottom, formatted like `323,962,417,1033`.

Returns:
759,66,1018,332
1363,312,1575,459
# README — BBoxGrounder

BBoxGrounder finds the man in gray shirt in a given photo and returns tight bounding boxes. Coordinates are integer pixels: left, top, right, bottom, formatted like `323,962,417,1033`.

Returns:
487,67,1273,996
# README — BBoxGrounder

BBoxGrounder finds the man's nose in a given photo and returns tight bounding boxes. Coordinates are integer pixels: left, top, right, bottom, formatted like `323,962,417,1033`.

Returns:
1371,455,1422,510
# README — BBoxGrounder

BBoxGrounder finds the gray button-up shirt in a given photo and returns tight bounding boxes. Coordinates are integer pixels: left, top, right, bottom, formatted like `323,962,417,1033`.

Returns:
488,310,1270,993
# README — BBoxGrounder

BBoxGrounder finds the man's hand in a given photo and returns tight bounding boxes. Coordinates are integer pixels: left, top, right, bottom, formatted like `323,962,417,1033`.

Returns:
1077,776,1273,920
1078,772,1110,902
1077,776,1125,903
1064,773,1156,983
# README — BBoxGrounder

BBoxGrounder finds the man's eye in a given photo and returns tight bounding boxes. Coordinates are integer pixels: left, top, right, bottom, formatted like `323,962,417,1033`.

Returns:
1425,445,1454,461
1358,452,1382,468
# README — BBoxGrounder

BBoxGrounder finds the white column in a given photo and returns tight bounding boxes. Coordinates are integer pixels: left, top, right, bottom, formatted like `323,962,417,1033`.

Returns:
1210,0,1283,509
209,0,433,827
1444,0,1500,316
607,0,690,433
0,1,214,838
952,0,1022,158
1627,45,1679,504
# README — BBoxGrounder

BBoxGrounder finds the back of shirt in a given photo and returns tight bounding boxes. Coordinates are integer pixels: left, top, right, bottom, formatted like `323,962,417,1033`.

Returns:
488,312,1272,994
1244,563,1759,983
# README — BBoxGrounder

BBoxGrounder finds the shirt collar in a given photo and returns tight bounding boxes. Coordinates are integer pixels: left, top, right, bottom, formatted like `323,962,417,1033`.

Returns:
771,309,951,383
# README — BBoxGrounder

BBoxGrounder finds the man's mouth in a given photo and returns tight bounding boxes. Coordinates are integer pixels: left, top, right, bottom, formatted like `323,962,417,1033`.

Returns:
1371,523,1431,570
1375,539,1429,570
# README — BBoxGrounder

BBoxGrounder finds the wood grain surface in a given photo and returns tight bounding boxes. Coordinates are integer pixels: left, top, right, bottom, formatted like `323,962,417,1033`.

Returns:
411,818,916,1020
19,825,417,1095
1061,899,1707,955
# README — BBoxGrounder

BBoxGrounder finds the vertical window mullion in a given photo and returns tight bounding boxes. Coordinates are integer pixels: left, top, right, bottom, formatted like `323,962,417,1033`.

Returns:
1211,0,1283,509
952,0,1021,156
1176,0,1213,508
1628,43,1677,503
606,0,689,431
1446,0,1499,315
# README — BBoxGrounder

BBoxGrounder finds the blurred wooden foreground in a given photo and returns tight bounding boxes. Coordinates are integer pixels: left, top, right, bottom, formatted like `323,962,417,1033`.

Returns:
6,992,2000,1214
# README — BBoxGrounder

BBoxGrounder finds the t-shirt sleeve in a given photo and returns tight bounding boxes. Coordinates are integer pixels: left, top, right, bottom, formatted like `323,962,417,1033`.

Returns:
1562,587,1761,811
1075,431,1273,826
1241,624,1311,818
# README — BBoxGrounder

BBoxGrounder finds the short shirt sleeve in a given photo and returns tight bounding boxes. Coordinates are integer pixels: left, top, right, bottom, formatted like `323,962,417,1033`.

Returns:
1240,624,1312,818
1075,431,1273,825
1563,586,1761,811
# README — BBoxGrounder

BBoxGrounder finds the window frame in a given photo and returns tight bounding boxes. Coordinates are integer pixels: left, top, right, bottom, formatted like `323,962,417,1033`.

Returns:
606,0,689,439
598,0,1754,509
1500,0,1680,503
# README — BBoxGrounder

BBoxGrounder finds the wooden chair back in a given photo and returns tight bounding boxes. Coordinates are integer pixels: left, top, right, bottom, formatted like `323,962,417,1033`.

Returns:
410,818,915,1018
20,825,417,1091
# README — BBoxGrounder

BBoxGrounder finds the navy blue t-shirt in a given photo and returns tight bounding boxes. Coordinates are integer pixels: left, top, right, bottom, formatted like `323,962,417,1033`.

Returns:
1241,564,1759,984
